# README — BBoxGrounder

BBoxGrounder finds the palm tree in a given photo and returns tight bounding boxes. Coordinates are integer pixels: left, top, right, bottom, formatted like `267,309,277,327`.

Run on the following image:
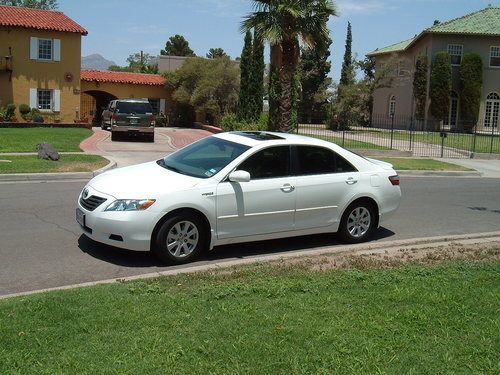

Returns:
242,0,337,132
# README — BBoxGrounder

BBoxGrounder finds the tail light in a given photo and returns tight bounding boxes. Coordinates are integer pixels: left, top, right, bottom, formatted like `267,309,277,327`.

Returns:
150,115,156,126
111,113,118,121
389,175,400,186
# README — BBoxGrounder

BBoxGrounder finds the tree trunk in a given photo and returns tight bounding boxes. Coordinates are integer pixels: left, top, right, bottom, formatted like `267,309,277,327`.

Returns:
279,38,299,133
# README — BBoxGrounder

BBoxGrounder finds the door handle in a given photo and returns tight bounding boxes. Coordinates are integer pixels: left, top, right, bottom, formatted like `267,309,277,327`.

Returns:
280,183,295,193
346,177,358,185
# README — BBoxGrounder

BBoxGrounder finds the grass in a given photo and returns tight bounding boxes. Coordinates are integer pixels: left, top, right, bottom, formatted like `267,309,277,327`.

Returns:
368,130,500,154
0,154,109,173
308,134,390,150
0,128,93,153
377,157,473,171
0,255,498,374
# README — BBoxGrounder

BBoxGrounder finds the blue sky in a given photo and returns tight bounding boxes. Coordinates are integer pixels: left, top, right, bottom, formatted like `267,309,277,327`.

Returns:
58,0,499,81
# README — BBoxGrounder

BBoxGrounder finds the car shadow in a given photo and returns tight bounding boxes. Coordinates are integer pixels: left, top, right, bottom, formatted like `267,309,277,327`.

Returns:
78,227,395,268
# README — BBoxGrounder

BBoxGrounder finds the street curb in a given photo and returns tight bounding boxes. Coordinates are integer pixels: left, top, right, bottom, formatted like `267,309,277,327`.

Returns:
0,157,117,182
398,170,481,177
2,231,499,300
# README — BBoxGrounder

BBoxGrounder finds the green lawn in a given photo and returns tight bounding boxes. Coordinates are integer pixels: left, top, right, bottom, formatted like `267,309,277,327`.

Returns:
308,134,390,150
0,128,93,153
370,130,500,154
377,157,473,171
0,258,498,374
0,154,109,173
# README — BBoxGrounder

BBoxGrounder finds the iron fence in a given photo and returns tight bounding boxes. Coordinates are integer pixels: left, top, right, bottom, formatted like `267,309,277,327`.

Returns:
297,113,500,158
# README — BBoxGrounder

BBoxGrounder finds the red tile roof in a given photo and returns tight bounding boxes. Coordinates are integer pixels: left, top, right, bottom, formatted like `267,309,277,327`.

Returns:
0,5,87,35
81,70,166,86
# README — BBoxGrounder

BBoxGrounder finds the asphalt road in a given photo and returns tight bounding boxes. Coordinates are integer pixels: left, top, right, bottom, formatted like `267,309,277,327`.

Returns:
0,176,499,296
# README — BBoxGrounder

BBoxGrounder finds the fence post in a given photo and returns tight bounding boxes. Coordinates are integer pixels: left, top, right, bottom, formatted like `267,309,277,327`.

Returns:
472,123,477,155
409,116,413,151
390,112,395,150
491,119,496,154
342,125,345,147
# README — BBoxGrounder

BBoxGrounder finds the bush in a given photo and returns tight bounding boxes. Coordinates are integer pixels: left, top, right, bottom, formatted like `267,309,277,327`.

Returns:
19,104,30,115
31,108,44,123
5,103,16,121
220,112,268,132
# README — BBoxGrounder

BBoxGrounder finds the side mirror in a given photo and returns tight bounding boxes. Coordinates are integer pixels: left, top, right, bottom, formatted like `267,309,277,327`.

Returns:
228,170,250,183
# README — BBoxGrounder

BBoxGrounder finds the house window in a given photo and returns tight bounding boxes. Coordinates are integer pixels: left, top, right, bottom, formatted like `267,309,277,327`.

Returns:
490,46,500,67
38,38,53,60
30,37,60,61
447,44,463,65
444,92,459,127
388,95,396,117
37,89,52,110
484,93,500,128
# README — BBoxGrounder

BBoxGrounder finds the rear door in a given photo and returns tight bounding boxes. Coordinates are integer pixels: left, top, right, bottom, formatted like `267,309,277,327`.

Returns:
293,145,360,230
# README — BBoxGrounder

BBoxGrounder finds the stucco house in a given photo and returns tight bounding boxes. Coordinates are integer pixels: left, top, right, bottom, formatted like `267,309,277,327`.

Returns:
0,5,87,122
367,6,500,131
0,5,172,124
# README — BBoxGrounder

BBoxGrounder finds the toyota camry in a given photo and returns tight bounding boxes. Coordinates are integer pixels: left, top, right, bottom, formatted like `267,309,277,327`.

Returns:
76,131,401,264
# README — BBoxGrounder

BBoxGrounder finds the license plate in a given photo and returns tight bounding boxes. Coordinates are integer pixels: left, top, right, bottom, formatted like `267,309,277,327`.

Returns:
76,208,85,227
129,118,138,124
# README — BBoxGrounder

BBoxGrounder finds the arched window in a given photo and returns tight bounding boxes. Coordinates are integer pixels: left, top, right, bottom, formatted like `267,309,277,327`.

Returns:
484,92,500,128
388,95,396,117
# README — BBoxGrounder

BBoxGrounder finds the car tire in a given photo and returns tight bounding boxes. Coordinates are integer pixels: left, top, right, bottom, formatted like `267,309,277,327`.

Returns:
153,213,207,265
101,120,107,130
338,200,376,244
148,134,155,143
111,131,118,141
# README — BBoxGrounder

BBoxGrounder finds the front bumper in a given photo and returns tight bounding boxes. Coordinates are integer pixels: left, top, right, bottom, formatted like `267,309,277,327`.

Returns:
77,191,159,251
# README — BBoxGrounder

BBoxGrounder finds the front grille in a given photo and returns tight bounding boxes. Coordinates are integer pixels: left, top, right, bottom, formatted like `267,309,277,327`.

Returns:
80,195,107,211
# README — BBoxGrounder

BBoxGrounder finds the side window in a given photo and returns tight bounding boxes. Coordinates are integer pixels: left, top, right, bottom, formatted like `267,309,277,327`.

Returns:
296,146,357,175
237,146,290,179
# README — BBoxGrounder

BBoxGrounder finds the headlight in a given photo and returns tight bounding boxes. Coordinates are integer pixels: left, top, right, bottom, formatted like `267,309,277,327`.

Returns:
105,199,156,211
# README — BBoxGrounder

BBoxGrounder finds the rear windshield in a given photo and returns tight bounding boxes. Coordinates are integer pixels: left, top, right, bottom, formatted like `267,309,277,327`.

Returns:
116,102,152,114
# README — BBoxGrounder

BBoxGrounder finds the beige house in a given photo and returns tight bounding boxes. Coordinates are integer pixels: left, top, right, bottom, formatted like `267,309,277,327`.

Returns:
367,6,500,131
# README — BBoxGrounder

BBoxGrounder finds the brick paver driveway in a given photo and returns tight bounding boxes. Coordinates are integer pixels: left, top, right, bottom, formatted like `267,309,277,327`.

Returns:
81,127,212,167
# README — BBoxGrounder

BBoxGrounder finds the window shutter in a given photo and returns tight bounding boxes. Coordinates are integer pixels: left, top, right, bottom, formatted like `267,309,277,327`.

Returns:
53,39,61,61
29,88,37,109
53,89,61,111
30,37,38,60
160,99,166,113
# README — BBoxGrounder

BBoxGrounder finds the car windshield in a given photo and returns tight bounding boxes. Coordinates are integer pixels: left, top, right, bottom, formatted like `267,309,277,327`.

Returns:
158,137,250,179
116,102,152,114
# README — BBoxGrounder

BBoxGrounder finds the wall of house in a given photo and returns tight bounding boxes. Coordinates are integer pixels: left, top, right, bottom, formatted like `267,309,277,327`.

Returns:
0,26,82,122
431,34,500,129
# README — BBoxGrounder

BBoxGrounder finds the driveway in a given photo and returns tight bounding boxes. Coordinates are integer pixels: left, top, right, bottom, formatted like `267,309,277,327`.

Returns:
82,127,212,167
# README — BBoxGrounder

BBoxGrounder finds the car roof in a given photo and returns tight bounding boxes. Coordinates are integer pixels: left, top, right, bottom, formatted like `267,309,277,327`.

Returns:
215,131,343,149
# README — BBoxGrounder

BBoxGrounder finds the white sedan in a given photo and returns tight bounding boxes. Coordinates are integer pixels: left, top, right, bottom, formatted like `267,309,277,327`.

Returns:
76,131,401,264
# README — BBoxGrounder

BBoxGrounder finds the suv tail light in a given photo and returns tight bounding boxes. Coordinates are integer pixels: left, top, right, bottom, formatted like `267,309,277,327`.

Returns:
150,115,156,126
389,175,400,186
111,113,118,121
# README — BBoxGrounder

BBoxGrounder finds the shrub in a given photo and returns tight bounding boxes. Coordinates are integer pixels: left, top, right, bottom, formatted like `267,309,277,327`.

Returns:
459,53,483,132
31,108,44,123
5,103,16,121
429,52,452,125
19,104,31,121
221,112,268,132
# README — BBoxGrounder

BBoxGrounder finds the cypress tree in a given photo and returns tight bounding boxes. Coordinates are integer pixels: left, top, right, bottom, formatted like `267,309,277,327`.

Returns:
237,31,253,121
429,51,452,125
339,22,353,87
413,55,428,121
250,29,265,122
268,65,281,131
459,53,483,131
299,34,332,123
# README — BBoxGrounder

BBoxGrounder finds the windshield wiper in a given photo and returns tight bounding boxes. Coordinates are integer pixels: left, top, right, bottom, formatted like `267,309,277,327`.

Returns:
157,159,187,175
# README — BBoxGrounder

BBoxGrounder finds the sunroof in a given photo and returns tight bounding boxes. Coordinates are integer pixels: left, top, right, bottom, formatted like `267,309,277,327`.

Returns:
234,131,284,141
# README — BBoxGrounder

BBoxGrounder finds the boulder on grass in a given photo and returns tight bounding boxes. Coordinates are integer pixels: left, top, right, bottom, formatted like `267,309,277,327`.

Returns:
37,142,60,161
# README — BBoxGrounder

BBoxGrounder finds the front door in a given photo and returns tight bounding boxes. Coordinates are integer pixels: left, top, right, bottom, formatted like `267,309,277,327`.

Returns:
216,146,295,239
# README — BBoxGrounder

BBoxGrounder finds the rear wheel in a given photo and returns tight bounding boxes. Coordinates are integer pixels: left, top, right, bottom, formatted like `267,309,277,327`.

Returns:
101,120,107,130
153,213,207,265
338,201,376,243
111,131,118,141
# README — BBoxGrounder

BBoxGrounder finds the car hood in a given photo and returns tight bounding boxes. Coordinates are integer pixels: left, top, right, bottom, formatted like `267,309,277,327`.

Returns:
88,161,201,198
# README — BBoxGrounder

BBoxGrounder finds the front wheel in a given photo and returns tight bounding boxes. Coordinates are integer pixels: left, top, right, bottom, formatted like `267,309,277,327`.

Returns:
153,214,207,265
338,201,376,243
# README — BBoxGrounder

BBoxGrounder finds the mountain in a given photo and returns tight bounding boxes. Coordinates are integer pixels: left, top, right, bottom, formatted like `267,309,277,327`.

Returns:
81,54,116,70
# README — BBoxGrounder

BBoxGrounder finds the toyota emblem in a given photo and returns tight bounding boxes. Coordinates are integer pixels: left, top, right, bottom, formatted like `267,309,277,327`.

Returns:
82,188,89,199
